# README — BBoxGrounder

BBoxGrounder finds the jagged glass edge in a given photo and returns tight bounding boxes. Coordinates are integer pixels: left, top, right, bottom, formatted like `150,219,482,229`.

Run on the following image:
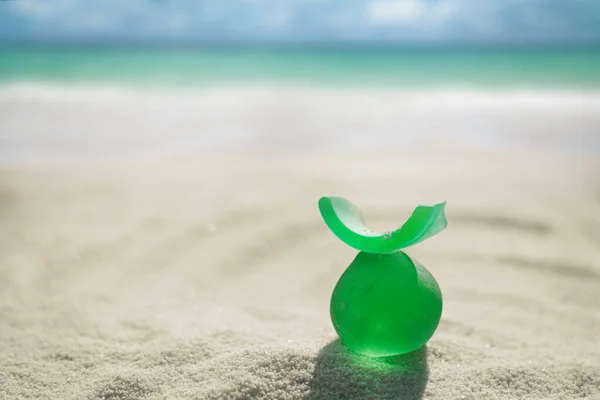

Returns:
318,196,447,254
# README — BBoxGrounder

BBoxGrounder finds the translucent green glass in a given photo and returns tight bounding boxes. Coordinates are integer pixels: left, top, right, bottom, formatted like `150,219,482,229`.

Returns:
319,196,447,357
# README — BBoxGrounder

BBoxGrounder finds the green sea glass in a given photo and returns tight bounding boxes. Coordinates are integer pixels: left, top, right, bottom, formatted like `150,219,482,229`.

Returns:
319,196,447,357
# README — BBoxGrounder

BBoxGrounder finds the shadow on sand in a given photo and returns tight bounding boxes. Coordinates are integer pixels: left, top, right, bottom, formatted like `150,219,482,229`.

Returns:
308,340,429,400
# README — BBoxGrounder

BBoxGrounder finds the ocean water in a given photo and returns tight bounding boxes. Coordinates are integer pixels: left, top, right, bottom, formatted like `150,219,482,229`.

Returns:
2,45,600,163
1,45,600,89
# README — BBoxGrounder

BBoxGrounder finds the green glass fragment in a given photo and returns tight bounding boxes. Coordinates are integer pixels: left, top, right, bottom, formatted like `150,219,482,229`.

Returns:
318,196,447,253
319,196,447,357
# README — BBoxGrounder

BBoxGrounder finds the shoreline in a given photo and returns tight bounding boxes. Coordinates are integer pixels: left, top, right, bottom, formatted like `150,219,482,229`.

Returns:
0,80,600,101
3,80,600,97
1,82,599,165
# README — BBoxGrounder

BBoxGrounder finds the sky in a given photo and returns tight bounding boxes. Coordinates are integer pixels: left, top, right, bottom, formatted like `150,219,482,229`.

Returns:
0,0,599,45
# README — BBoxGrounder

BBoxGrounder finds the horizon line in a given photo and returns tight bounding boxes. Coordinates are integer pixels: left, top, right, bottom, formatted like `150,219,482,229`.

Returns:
1,37,600,50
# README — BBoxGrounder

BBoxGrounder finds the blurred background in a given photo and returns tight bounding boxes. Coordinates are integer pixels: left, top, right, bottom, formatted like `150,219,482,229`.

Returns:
1,0,599,162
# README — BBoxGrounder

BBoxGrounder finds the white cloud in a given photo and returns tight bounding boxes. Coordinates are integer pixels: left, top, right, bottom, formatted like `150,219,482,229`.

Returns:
368,0,424,24
365,0,475,41
3,0,600,42
12,0,77,18
365,1,532,40
367,0,463,26
12,0,50,17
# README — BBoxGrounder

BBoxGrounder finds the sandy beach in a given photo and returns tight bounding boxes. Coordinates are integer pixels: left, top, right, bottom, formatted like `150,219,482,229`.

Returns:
1,86,599,399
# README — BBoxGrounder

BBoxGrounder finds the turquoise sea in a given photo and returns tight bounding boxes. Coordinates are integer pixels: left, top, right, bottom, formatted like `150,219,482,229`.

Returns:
1,45,600,89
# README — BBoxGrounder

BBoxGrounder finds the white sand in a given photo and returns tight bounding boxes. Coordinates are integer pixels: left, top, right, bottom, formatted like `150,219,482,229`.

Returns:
1,85,599,399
